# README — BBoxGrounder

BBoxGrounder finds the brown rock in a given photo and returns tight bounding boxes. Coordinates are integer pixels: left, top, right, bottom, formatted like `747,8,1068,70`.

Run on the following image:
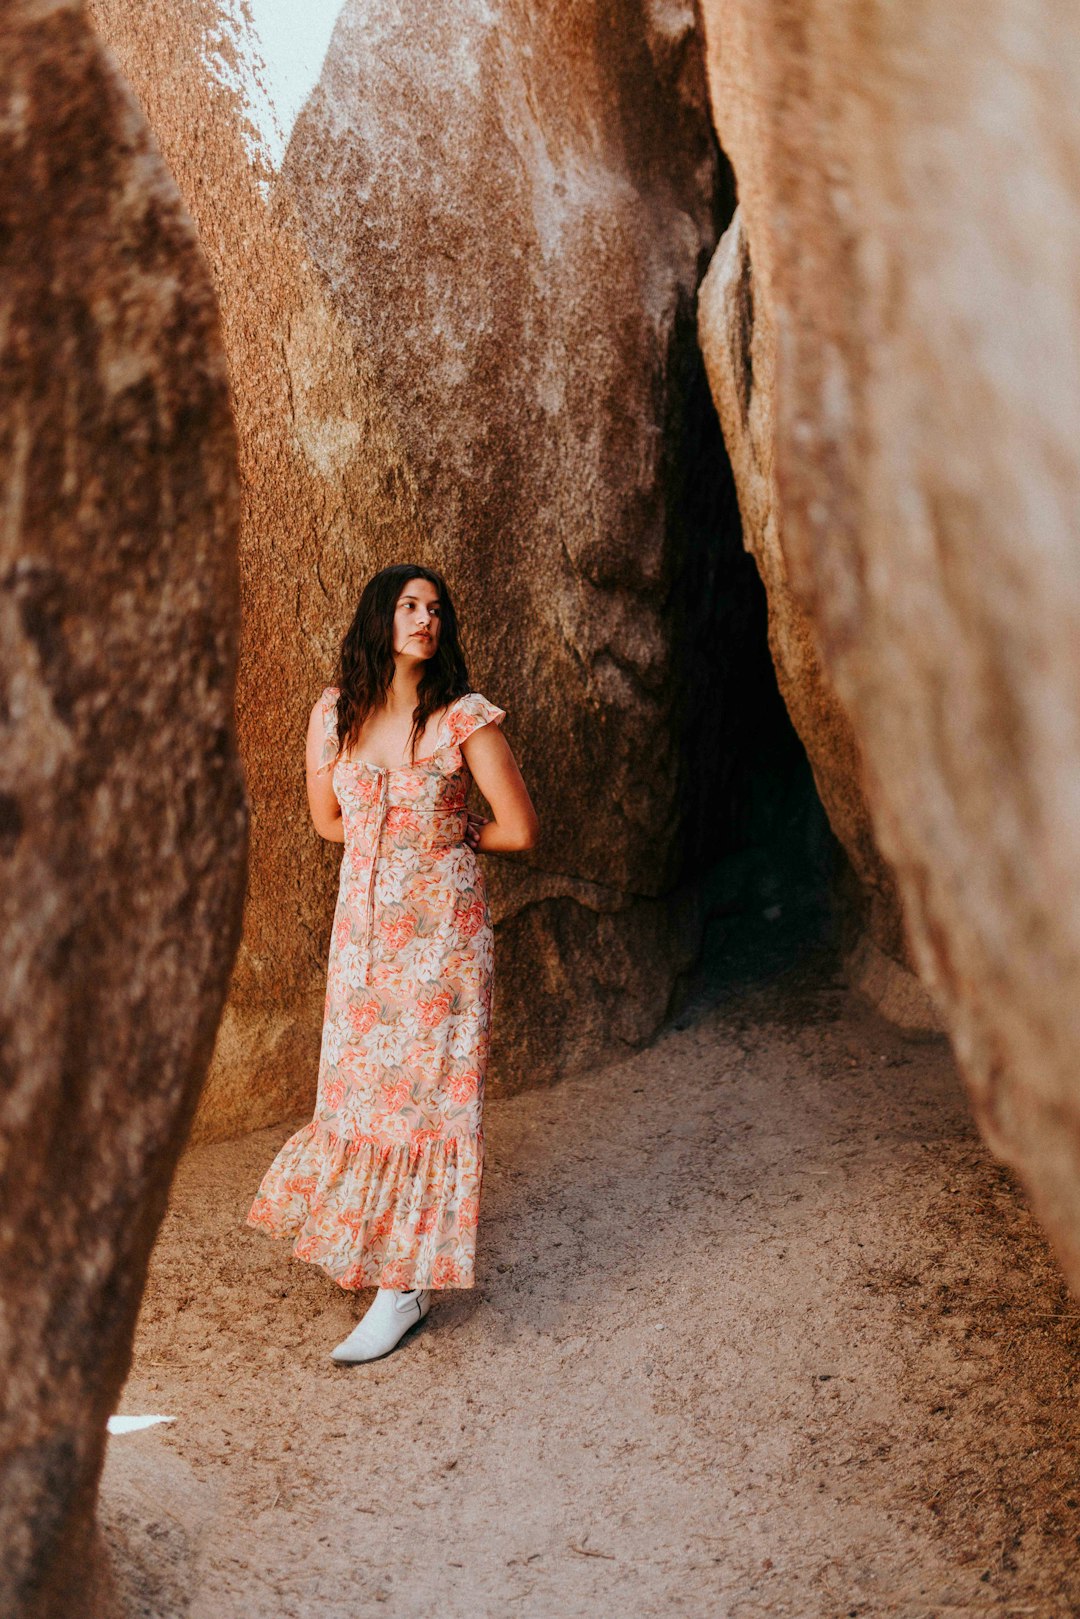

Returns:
698,4,1080,1276
699,209,911,970
0,3,246,1612
89,0,724,1131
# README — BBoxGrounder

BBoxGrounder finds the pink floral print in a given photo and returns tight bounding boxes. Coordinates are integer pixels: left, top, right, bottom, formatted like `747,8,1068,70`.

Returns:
245,687,505,1289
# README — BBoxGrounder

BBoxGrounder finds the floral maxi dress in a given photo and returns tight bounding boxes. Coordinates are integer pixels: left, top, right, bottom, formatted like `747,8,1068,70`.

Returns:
245,687,505,1290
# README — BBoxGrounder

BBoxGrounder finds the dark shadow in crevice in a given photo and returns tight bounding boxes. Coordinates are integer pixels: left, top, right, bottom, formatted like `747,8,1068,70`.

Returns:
663,139,844,1020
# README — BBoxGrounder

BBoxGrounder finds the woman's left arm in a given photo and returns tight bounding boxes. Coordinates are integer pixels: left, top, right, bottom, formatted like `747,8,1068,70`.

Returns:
461,724,539,853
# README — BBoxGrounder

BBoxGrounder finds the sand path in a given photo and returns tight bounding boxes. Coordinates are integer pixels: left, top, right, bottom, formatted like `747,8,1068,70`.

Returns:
100,925,1080,1617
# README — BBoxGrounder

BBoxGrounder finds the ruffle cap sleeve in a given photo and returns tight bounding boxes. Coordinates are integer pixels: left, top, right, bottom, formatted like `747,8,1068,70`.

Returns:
315,684,342,775
444,692,506,748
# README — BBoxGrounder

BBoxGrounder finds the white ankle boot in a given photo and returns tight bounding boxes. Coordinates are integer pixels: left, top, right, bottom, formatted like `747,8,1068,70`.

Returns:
330,1287,431,1363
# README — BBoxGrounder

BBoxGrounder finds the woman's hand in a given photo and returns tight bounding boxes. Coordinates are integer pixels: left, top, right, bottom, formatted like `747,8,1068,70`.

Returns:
464,812,489,850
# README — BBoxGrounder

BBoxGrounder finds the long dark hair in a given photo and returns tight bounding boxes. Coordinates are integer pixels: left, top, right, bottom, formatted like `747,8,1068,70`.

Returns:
332,564,470,760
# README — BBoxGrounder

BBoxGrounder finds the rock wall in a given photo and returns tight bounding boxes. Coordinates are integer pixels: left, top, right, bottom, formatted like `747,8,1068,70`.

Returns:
697,3,1080,1280
699,207,941,1030
698,216,893,947
0,2,246,1612
89,0,730,1137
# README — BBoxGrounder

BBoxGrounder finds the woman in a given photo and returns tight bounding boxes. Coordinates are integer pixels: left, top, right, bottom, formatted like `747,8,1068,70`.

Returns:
246,564,538,1361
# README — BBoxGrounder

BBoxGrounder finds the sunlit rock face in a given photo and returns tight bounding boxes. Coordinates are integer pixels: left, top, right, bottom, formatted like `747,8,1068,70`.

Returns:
90,0,725,1132
698,3,1080,1280
0,2,246,1611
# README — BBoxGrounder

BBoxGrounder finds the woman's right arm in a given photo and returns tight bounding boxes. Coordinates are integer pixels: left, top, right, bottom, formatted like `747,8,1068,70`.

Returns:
461,722,538,852
306,698,345,841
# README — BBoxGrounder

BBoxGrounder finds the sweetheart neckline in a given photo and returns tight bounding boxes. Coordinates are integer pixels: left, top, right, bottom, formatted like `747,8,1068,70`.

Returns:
327,689,462,773
334,750,448,774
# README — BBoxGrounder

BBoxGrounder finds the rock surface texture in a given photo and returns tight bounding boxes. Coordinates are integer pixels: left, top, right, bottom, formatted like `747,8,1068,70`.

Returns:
699,208,940,1031
0,3,246,1612
89,0,729,1136
698,3,1080,1279
699,217,897,952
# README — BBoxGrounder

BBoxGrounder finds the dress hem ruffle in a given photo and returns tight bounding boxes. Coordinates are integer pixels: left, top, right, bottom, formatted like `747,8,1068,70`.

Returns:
245,1118,482,1291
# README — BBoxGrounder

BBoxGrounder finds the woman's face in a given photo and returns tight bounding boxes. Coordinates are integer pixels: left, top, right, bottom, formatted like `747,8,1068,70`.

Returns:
392,577,442,659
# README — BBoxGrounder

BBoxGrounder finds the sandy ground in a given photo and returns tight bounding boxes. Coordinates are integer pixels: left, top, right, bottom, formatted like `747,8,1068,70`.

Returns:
99,915,1080,1618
